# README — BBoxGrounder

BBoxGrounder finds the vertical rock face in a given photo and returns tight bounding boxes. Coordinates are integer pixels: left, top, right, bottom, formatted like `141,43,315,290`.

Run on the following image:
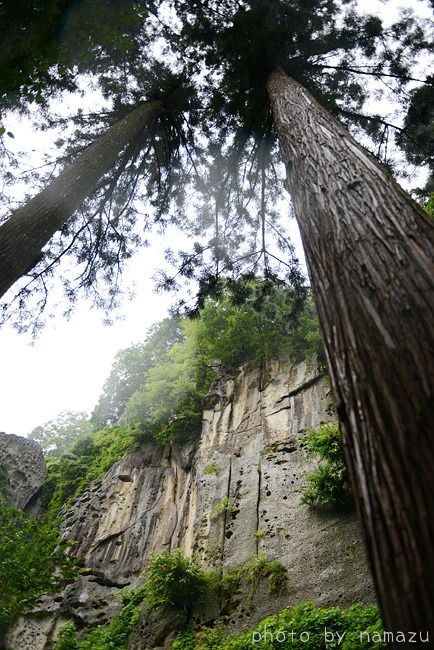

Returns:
177,357,373,618
5,357,375,649
0,431,47,514
59,356,373,603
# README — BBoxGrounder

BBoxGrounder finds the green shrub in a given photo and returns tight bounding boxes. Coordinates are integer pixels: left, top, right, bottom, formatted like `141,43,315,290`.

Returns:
220,553,287,600
0,496,77,631
43,423,143,519
220,567,243,597
54,621,80,650
300,422,353,510
173,601,384,650
173,624,226,650
243,552,287,594
204,464,221,476
143,550,207,611
211,497,235,520
54,585,148,650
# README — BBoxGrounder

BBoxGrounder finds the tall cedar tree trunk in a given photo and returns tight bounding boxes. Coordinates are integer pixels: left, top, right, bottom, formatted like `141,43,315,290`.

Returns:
267,68,434,645
0,100,162,298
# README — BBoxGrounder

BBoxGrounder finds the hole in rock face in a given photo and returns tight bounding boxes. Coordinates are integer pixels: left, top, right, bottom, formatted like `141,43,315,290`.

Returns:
225,530,234,539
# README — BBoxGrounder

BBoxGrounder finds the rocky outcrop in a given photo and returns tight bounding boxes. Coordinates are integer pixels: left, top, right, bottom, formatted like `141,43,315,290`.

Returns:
0,431,47,515
4,357,375,649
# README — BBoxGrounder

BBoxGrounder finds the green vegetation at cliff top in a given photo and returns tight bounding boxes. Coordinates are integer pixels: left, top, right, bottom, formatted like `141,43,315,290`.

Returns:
35,279,323,520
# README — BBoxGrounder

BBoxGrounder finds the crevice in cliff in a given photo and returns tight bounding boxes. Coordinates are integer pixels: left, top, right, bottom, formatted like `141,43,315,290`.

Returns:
255,372,266,552
44,612,65,650
91,514,147,551
230,403,261,436
221,452,233,567
258,358,266,393
87,572,130,588
275,376,322,404
167,452,179,552
264,403,292,418
255,455,262,555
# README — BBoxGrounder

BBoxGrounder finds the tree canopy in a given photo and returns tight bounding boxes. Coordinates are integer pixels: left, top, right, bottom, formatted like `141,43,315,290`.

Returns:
28,410,93,457
0,0,432,330
0,0,154,109
91,317,184,428
396,78,434,200
93,278,322,438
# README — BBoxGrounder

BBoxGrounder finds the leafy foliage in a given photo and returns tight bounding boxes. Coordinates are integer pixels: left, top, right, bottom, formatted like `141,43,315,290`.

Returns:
210,496,235,520
43,423,142,518
220,553,287,601
91,318,184,428
425,193,434,219
28,410,93,457
203,464,221,476
193,279,323,368
54,584,148,650
300,422,353,510
0,496,77,631
0,460,12,503
53,621,80,650
143,550,208,611
0,0,154,109
172,601,385,650
96,280,322,444
124,318,205,443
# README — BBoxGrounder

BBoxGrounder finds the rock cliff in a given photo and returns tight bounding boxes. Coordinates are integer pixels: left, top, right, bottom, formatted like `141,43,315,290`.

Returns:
4,357,375,649
0,431,47,515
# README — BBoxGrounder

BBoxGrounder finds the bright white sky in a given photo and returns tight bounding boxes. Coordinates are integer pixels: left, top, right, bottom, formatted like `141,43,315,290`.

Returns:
0,0,431,437
0,248,174,436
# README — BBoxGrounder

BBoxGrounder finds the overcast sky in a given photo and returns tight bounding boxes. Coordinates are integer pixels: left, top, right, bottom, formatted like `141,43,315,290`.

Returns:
0,247,174,436
0,0,431,437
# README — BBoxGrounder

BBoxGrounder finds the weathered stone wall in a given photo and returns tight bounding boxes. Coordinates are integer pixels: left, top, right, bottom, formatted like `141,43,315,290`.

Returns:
0,431,47,514
4,357,375,650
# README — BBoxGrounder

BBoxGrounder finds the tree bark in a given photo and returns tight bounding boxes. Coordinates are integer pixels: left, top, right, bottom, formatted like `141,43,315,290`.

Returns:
0,100,162,299
267,67,434,645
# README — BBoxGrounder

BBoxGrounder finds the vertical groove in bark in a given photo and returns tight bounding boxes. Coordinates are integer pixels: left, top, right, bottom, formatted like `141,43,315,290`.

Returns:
267,67,434,644
0,100,162,299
